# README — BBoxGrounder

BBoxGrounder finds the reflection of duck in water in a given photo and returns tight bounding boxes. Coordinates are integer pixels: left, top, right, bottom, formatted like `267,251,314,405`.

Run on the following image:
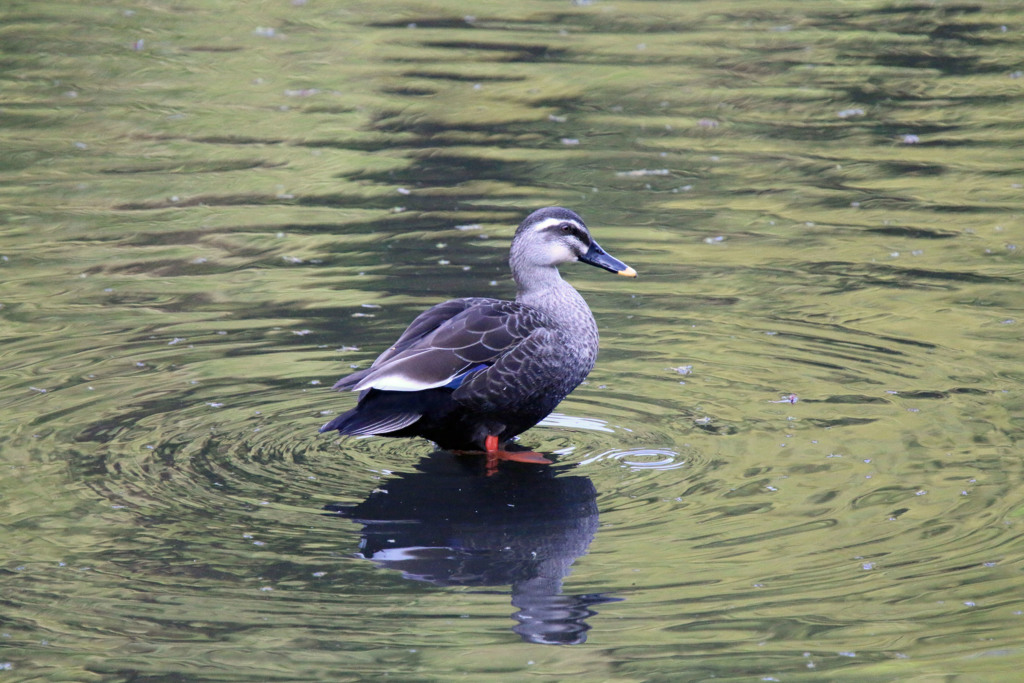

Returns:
325,451,620,645
319,207,636,469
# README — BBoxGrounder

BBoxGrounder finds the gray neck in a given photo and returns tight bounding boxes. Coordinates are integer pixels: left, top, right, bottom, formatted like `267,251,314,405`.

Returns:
513,264,599,352
514,263,570,305
513,261,575,308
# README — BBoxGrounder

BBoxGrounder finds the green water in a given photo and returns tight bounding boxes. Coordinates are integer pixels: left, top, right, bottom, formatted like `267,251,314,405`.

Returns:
2,0,1023,680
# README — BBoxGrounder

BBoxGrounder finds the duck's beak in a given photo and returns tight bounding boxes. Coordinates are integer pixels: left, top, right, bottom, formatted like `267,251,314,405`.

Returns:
579,240,638,277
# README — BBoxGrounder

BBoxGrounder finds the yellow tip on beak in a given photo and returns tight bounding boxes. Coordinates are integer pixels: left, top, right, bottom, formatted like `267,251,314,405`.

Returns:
618,266,638,278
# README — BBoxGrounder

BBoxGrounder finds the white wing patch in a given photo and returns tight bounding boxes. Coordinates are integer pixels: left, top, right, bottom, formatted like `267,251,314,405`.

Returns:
354,373,454,392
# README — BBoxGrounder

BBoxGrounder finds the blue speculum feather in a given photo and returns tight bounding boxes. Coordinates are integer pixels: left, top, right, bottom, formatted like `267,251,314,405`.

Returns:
443,363,489,389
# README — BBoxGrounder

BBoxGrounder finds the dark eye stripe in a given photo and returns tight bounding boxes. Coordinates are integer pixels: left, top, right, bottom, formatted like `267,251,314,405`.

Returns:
552,222,590,246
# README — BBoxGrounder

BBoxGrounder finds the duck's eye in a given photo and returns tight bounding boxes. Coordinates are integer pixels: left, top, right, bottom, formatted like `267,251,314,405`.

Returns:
559,223,573,233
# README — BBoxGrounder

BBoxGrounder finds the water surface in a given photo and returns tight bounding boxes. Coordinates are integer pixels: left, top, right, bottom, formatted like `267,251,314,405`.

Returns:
2,0,1024,680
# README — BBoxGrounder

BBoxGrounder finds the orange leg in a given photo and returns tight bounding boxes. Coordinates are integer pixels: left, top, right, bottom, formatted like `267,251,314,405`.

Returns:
457,436,552,475
483,434,553,466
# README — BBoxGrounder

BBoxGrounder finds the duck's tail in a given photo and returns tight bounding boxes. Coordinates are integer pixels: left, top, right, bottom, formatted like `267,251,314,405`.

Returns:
319,407,421,436
319,389,425,437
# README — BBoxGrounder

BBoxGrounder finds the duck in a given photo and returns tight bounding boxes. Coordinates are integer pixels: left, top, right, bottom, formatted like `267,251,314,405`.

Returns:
319,206,636,464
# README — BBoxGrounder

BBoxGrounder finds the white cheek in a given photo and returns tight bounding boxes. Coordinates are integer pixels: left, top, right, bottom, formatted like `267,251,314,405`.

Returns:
544,242,576,264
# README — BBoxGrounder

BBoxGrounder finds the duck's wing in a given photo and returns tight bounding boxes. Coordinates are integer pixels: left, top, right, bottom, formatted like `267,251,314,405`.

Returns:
450,324,566,411
332,298,543,393
370,298,483,367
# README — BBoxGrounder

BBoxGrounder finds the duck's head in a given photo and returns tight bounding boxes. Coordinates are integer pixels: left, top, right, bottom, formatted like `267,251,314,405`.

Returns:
510,206,637,280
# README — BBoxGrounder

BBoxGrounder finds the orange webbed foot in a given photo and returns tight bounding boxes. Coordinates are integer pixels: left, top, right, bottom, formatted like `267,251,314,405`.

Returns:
491,450,553,465
474,435,552,474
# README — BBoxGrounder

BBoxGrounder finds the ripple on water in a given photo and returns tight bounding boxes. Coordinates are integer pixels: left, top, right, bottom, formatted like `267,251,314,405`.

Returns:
577,447,687,471
536,410,705,472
